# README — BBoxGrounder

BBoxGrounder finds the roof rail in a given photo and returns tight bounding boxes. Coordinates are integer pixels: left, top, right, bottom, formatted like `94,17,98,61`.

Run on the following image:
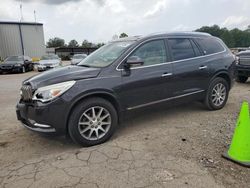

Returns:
146,31,212,37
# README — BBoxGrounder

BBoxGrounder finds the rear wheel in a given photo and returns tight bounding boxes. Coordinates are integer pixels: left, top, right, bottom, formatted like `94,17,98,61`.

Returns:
204,77,229,110
236,76,248,83
68,97,118,146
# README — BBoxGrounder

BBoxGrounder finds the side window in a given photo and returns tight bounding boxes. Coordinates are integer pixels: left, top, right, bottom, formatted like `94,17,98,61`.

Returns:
129,40,167,66
168,38,196,61
196,38,224,55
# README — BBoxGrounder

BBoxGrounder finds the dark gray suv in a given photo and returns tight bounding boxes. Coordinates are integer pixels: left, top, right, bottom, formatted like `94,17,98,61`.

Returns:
16,32,236,146
235,50,250,83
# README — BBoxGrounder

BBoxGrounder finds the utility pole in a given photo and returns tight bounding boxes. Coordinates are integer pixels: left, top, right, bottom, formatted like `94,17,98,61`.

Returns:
20,0,24,22
19,0,25,56
34,10,37,23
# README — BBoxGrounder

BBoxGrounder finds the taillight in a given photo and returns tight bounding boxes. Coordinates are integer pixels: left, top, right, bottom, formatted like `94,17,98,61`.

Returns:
234,55,239,65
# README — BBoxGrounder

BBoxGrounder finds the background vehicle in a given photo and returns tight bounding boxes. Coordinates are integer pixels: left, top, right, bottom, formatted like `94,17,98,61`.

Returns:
235,50,250,83
16,32,235,146
37,54,61,72
0,55,33,73
71,54,87,65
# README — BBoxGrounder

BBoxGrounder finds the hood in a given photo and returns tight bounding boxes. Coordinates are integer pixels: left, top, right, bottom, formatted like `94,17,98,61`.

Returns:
39,59,59,64
1,61,23,66
23,65,101,89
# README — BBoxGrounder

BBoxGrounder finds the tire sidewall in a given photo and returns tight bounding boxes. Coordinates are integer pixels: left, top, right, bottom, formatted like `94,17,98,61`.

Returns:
206,78,229,110
68,98,118,146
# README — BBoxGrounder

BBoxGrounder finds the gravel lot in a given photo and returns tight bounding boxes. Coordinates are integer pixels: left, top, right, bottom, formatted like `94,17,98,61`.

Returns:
0,67,250,188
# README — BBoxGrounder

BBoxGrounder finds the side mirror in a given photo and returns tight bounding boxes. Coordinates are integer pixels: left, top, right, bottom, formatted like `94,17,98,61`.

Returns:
124,56,144,68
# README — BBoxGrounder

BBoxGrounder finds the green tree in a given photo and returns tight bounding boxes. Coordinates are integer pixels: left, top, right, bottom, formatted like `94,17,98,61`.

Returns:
68,39,79,47
196,25,250,48
119,33,128,38
220,28,235,48
46,37,65,48
81,40,93,48
96,43,105,48
245,25,250,33
196,25,222,37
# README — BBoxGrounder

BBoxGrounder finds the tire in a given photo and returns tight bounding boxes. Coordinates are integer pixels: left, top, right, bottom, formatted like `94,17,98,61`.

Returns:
204,77,229,110
28,64,33,71
68,97,118,146
236,76,248,83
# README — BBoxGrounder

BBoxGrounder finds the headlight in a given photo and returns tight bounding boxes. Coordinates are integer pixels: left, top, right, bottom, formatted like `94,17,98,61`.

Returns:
235,56,240,65
32,81,76,102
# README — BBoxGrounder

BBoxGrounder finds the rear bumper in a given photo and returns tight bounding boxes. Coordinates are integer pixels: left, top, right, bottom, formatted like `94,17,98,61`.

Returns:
236,64,250,77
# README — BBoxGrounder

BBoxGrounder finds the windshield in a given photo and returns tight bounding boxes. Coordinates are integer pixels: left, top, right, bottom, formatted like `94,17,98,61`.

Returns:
5,56,24,62
78,41,135,68
41,55,59,60
73,54,87,59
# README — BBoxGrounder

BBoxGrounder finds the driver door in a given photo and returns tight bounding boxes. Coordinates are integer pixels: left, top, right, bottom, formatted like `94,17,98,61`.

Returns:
119,39,174,110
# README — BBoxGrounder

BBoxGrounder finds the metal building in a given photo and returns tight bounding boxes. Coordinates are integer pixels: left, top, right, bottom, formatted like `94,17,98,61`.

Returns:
0,21,46,59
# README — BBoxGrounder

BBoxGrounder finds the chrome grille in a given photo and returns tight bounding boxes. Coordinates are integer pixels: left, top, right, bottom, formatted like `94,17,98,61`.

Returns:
21,85,33,101
239,57,250,66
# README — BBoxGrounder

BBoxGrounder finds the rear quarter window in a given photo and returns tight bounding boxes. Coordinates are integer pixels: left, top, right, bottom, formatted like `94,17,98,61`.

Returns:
196,38,225,55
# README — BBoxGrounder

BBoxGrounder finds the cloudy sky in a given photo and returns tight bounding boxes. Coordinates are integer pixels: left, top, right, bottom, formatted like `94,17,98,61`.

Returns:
1,0,250,44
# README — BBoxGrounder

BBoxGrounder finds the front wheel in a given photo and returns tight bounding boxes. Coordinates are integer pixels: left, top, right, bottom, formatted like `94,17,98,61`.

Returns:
204,77,229,110
68,97,118,146
236,76,248,83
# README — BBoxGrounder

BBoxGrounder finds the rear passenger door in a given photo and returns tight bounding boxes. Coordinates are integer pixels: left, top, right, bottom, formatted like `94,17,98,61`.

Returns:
168,38,210,97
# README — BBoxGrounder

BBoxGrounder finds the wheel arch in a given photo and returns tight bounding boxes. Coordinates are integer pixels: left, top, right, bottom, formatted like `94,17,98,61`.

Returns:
66,91,122,134
211,71,231,89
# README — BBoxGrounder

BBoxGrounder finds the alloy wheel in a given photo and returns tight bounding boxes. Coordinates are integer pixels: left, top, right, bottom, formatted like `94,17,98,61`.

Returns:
211,83,226,106
78,106,111,141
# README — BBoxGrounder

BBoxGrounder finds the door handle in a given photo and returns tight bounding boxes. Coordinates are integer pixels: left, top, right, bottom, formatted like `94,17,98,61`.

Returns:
199,65,208,70
161,73,173,77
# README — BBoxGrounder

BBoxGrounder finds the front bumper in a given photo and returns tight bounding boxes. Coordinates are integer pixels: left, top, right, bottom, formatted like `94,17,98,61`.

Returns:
0,67,21,73
236,64,250,77
16,98,69,134
37,65,58,71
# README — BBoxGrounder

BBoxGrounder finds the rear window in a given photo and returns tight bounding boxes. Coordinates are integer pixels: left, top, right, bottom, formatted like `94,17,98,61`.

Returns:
168,38,196,61
196,38,224,55
41,55,59,60
5,56,24,61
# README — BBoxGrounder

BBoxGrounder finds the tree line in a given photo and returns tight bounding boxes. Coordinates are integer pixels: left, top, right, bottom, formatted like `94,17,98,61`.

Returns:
196,25,250,48
47,33,128,48
47,27,250,49
46,38,105,48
